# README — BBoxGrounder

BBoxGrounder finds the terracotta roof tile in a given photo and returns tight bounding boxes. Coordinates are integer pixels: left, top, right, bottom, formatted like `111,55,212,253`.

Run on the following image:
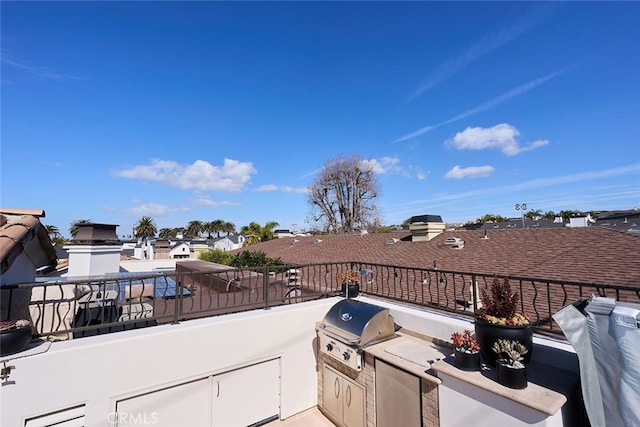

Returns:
0,213,57,276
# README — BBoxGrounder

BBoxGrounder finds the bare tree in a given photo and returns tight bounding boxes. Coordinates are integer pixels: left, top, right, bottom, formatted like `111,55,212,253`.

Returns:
307,154,380,234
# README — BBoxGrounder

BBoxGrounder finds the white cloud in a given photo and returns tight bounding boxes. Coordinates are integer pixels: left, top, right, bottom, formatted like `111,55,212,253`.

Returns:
256,184,308,194
192,197,240,207
415,168,427,181
123,202,189,217
256,184,278,192
448,123,549,156
361,157,401,174
445,165,495,179
362,156,427,180
281,186,309,194
113,158,257,192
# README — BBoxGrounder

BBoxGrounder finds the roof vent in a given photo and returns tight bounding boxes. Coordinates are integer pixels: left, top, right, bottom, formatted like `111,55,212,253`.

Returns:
291,239,299,245
386,238,399,245
444,237,464,249
315,239,323,244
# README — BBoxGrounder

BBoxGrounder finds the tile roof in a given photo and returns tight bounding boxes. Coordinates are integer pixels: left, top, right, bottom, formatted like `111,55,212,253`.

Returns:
238,228,640,287
0,209,58,275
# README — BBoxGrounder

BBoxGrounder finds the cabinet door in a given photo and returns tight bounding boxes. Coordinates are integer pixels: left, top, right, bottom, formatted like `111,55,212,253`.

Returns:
323,365,343,421
116,378,211,427
375,359,421,427
212,359,280,427
342,378,365,427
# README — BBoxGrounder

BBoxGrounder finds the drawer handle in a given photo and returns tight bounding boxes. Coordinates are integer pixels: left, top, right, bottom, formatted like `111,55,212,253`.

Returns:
334,378,340,398
346,385,351,407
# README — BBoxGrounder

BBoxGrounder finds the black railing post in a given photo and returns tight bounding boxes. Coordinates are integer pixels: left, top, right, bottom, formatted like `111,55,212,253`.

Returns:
263,265,270,310
173,272,182,324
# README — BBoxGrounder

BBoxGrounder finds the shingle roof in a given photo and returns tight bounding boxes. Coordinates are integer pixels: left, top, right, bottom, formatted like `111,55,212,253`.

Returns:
238,228,640,287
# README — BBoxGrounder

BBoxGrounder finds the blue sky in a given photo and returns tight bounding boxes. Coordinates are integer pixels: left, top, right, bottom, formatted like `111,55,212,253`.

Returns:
2,1,639,238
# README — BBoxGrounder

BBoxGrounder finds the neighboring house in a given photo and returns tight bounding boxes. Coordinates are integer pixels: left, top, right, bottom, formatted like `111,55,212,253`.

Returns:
211,235,245,251
188,239,210,259
479,218,567,230
274,229,294,239
592,209,640,234
236,217,640,287
169,241,191,259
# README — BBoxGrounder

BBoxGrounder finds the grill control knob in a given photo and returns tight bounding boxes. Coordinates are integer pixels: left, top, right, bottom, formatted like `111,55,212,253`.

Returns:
325,343,334,352
342,352,350,361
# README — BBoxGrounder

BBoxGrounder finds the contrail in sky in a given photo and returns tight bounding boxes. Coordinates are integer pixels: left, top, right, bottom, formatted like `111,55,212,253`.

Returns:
394,65,572,143
406,23,537,103
404,5,555,103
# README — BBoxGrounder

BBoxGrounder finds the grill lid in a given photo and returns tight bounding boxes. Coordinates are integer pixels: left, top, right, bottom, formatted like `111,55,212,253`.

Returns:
320,299,395,346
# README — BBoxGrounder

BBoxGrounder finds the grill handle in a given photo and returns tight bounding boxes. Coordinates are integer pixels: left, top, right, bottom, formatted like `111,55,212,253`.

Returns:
319,326,360,345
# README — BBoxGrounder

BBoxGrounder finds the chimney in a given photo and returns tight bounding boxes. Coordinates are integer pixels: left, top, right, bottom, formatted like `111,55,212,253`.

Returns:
409,214,445,242
64,223,122,277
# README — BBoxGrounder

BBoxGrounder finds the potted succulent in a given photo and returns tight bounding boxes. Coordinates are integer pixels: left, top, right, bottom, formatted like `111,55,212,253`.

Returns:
0,319,32,357
474,277,532,367
451,329,481,371
337,271,360,298
492,339,529,389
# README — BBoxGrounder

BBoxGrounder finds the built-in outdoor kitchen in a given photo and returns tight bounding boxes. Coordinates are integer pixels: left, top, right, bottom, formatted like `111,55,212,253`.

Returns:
316,294,581,427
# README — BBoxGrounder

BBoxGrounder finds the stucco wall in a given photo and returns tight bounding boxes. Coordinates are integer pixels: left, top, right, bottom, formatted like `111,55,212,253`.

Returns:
1,298,336,426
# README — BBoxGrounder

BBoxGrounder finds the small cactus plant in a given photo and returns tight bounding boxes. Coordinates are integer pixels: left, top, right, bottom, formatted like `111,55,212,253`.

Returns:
492,339,528,369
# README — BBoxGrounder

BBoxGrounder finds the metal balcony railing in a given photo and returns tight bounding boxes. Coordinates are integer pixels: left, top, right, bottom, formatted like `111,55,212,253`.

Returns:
2,262,638,340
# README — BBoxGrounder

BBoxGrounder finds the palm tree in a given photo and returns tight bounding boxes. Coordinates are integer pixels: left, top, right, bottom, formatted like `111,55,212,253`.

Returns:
44,224,65,245
69,219,92,238
559,210,584,222
158,228,176,238
477,214,506,224
524,209,543,220
205,219,225,239
185,220,205,238
223,221,236,236
240,221,279,245
134,216,157,239
45,224,61,239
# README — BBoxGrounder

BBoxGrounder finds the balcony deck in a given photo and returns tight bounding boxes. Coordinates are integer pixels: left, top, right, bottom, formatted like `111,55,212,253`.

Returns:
2,261,632,426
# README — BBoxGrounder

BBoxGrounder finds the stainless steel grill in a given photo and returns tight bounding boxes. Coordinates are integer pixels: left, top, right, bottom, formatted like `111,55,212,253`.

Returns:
318,299,396,371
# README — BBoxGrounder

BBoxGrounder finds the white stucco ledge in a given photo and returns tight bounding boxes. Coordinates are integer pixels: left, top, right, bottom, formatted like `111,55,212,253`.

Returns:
431,358,571,416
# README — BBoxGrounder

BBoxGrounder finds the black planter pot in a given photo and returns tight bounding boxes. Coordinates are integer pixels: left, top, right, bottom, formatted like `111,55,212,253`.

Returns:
340,282,360,298
497,362,528,389
0,326,32,357
454,349,480,371
474,319,533,368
